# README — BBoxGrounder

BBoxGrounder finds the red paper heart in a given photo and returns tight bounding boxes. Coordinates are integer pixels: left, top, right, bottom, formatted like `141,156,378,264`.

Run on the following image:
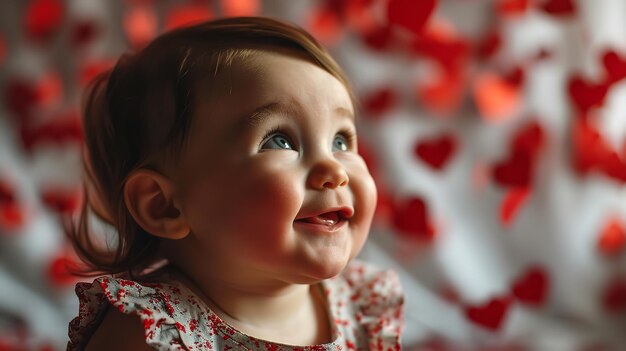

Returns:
79,59,115,87
124,4,158,49
568,75,609,115
307,4,345,47
571,119,626,182
0,180,16,206
391,196,436,241
363,86,397,117
414,133,457,170
24,0,64,42
20,112,82,151
41,188,82,215
571,119,610,175
464,295,511,331
35,71,63,108
602,276,626,313
386,0,436,35
473,72,521,123
602,50,626,85
0,34,6,65
4,78,39,122
0,203,25,231
71,20,99,48
165,4,213,31
220,0,260,17
496,0,530,18
417,69,466,116
47,255,79,286
361,23,395,52
477,28,502,60
599,151,626,182
411,23,471,73
597,217,626,257
492,150,533,188
512,120,545,156
344,0,378,35
512,266,549,306
500,187,530,227
540,0,576,16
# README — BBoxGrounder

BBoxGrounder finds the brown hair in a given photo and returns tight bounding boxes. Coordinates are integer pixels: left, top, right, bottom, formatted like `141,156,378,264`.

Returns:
67,16,357,277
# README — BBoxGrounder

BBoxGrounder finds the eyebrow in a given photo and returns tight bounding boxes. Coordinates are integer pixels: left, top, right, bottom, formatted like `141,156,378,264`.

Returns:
243,100,354,128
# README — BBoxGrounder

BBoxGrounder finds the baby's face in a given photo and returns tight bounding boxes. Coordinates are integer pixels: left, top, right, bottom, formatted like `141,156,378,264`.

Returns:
172,48,377,286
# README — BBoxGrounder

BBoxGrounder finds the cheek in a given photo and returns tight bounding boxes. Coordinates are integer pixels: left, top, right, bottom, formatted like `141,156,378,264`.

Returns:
195,157,304,245
347,162,378,253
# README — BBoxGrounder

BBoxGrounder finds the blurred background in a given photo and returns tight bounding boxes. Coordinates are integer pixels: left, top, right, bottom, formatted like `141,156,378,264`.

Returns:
1,0,626,350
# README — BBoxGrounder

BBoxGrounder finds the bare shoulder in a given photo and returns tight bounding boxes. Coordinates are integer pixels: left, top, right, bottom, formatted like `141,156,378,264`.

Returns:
84,306,153,351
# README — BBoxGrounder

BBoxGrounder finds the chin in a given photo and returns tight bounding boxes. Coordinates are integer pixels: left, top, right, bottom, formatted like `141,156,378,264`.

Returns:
300,255,350,283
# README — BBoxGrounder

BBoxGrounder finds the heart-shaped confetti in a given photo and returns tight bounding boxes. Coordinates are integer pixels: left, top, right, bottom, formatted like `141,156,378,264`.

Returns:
35,71,63,109
307,4,345,47
512,265,549,306
165,4,213,31
571,119,610,176
124,4,158,49
386,0,436,35
476,28,502,60
4,78,39,122
602,276,626,313
79,59,115,87
0,181,25,231
493,151,533,188
417,69,466,116
24,0,64,42
0,34,6,65
71,20,100,48
599,151,626,183
47,255,79,286
414,133,458,170
496,0,530,18
41,188,82,215
344,0,377,35
391,196,436,241
493,121,545,188
512,120,544,157
20,112,82,151
361,23,395,52
568,75,609,115
597,217,626,257
363,86,397,117
411,22,471,73
500,187,531,227
602,50,626,85
220,0,260,17
570,119,626,182
473,72,522,123
540,0,577,16
464,295,512,331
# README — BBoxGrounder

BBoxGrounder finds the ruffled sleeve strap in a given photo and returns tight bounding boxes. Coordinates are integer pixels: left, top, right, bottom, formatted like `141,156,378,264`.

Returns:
67,277,191,351
343,262,405,351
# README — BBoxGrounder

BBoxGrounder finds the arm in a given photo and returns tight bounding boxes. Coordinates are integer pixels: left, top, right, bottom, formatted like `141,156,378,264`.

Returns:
84,306,153,351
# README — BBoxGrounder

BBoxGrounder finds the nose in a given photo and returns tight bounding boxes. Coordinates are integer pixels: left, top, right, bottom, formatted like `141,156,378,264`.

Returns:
307,158,349,190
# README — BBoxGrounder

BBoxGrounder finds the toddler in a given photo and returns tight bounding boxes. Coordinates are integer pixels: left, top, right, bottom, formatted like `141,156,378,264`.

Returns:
66,16,404,351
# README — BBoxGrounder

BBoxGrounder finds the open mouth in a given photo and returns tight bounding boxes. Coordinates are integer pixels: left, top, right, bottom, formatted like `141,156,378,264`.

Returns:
294,210,349,232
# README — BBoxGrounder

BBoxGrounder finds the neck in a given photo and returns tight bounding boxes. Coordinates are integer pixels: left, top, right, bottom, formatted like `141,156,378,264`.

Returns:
169,263,332,345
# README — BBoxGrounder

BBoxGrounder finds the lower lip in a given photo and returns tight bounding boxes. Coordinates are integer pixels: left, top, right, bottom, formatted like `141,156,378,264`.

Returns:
294,219,347,233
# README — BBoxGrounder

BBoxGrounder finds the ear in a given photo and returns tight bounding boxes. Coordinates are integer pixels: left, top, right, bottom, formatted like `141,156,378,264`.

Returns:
123,169,190,240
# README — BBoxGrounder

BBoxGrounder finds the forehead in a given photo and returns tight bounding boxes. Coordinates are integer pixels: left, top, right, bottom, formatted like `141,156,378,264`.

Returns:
191,48,354,134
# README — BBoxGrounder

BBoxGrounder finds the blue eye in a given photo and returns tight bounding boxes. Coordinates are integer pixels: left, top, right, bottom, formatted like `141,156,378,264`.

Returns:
333,134,349,152
261,134,294,150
